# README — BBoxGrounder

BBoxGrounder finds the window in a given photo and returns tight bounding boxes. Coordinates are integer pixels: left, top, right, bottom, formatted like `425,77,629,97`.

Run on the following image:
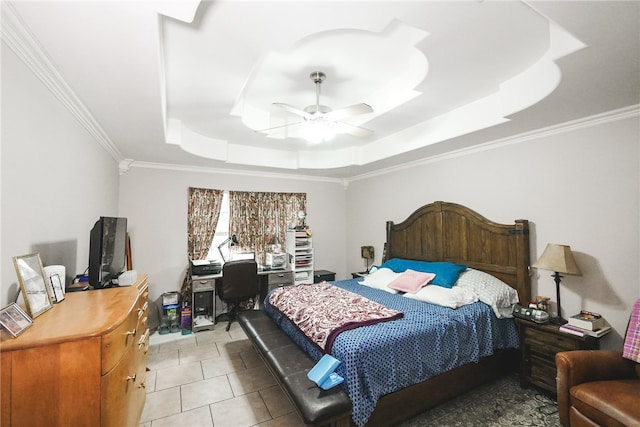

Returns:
202,190,306,264
207,191,230,262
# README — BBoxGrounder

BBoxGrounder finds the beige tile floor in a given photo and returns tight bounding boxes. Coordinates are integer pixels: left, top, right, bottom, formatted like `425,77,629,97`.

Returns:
140,322,307,427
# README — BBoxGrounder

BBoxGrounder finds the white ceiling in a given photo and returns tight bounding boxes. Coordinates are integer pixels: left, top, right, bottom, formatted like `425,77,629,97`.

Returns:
6,1,640,179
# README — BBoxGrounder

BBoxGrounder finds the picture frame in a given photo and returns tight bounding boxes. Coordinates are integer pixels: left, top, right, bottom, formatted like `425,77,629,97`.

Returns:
49,273,65,303
13,253,54,318
0,303,33,337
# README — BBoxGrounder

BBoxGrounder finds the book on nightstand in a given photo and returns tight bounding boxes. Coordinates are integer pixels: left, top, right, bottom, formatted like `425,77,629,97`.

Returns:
567,311,606,331
560,323,612,338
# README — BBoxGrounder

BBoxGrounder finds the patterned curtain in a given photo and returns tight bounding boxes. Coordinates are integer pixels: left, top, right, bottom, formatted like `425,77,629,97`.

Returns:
181,187,224,302
229,191,306,264
187,187,224,260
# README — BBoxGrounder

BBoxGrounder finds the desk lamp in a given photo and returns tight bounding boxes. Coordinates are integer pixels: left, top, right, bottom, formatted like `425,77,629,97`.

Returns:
218,234,239,262
532,243,581,325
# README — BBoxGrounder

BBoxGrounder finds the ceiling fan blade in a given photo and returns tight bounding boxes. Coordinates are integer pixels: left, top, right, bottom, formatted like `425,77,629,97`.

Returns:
256,120,304,133
327,103,373,120
339,122,374,138
273,102,313,119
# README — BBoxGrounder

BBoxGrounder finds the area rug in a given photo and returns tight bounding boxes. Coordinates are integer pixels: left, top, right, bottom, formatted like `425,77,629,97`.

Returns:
397,373,560,427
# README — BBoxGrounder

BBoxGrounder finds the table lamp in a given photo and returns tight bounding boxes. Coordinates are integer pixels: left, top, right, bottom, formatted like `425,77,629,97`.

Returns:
361,246,374,272
532,243,581,325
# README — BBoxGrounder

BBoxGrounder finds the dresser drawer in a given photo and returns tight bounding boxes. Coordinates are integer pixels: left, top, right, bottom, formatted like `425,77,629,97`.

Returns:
136,300,148,333
193,277,215,291
523,327,581,353
102,288,148,375
101,340,146,427
102,308,138,374
268,271,293,285
529,353,558,391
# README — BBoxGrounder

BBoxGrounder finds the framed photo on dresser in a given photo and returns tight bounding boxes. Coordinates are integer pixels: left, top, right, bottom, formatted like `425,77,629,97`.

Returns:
13,253,54,318
0,303,33,337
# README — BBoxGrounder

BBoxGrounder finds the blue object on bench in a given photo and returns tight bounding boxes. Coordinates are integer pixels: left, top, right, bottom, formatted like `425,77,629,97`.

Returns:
319,372,344,390
308,354,343,390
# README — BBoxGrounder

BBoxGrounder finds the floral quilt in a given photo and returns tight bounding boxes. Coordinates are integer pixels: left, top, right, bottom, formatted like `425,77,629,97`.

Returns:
268,282,403,353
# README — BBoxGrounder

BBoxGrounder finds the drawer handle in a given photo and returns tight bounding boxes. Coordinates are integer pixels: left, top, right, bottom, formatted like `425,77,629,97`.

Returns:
139,301,148,313
138,382,146,389
126,328,137,336
138,330,149,349
126,373,136,382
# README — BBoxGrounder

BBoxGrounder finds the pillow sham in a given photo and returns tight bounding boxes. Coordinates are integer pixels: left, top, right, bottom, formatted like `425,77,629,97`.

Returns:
379,258,467,288
358,267,400,294
404,284,478,309
387,269,436,294
455,268,519,318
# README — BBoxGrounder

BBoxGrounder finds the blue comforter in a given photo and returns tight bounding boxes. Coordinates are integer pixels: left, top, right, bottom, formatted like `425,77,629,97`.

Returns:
264,278,519,427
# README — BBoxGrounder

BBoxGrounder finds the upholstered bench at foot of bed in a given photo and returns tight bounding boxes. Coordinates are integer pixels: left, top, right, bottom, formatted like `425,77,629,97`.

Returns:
236,310,352,427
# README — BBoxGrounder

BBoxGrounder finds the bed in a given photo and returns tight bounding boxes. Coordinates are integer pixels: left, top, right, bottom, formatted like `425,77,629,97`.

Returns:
247,201,530,426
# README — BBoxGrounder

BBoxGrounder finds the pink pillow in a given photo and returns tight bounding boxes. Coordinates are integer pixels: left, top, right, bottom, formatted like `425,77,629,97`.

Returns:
387,269,436,294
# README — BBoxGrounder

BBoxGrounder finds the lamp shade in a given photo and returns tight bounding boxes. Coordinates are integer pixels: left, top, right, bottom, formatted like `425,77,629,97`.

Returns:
361,246,374,260
532,243,581,275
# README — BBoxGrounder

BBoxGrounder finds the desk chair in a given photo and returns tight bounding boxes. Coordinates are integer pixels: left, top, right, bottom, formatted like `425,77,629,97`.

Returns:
215,259,259,331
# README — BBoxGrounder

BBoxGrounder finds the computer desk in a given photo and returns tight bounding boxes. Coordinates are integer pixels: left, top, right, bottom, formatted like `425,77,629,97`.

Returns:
195,266,294,295
191,267,294,332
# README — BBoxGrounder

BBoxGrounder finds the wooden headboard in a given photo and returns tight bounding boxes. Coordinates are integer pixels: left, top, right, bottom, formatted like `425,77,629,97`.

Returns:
385,201,531,304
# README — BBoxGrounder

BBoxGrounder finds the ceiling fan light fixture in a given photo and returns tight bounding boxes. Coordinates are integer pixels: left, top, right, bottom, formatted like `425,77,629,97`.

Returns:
300,118,338,143
268,71,373,142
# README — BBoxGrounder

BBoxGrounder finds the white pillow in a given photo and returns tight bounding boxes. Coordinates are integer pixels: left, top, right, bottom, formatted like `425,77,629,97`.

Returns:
358,267,401,294
404,285,478,309
455,268,519,318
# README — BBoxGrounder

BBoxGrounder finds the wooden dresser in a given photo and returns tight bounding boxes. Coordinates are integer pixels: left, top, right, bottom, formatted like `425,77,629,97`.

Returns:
0,275,149,426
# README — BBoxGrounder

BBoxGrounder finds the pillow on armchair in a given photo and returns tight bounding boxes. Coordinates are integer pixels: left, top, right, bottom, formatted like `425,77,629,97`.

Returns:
623,297,640,363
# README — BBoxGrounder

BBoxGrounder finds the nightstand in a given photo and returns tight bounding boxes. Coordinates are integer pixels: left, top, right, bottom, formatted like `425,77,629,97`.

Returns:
516,318,601,394
313,270,335,283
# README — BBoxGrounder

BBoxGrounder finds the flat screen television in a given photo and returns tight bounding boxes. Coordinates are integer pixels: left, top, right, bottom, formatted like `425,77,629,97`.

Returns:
88,216,128,288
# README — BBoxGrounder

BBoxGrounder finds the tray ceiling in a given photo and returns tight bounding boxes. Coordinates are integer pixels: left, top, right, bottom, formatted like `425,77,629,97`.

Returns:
5,1,640,179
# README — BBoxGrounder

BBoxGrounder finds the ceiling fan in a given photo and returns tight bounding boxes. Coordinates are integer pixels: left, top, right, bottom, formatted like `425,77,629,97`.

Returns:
266,71,374,143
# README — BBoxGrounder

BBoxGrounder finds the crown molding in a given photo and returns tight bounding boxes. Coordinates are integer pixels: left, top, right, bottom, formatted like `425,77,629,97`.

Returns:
127,160,347,185
126,104,638,184
347,104,640,183
1,2,122,161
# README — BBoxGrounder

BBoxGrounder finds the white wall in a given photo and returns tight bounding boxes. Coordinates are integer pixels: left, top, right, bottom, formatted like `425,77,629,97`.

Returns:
345,116,640,350
1,46,120,307
118,167,348,306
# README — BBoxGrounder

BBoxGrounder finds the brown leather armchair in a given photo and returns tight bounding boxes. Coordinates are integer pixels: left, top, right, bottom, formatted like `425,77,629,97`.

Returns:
556,349,640,426
556,298,640,426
